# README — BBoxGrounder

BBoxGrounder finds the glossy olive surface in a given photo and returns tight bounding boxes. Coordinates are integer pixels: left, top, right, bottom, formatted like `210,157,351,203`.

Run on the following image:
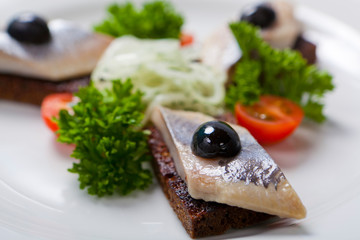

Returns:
241,3,276,29
7,13,51,44
191,121,241,159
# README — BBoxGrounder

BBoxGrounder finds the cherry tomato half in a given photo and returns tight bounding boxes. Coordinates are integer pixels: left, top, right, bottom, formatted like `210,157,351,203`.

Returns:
41,93,74,132
180,33,194,47
235,95,304,144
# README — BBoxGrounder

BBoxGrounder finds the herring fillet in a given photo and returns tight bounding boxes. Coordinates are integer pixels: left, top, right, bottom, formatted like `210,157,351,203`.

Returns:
151,106,306,219
0,20,112,81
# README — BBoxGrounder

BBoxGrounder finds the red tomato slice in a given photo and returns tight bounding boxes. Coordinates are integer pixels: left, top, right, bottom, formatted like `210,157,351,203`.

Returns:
235,95,304,144
41,93,74,132
180,33,194,47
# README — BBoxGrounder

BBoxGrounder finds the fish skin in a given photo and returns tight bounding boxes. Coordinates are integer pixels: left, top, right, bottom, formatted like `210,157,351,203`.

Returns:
0,20,112,80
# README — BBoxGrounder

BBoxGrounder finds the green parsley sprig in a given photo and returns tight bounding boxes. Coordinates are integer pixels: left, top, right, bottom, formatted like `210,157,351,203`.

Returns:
225,22,334,123
56,80,152,197
94,0,184,39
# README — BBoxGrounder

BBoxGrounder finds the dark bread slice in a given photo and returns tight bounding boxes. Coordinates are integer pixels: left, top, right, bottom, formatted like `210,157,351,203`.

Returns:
148,126,273,238
0,73,89,105
293,35,317,65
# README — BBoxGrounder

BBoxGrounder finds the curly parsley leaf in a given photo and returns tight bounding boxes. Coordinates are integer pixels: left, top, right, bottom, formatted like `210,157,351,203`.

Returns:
56,80,152,197
94,0,184,39
226,22,334,123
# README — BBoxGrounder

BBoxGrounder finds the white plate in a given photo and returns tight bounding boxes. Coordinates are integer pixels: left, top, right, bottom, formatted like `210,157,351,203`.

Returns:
1,0,360,239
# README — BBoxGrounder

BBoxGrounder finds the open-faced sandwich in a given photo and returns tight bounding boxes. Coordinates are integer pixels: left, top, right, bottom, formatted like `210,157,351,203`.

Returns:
0,13,112,105
202,0,317,71
241,0,316,63
149,106,306,238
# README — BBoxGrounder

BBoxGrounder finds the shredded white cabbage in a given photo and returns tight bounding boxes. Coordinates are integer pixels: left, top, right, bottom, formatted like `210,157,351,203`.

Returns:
91,36,226,120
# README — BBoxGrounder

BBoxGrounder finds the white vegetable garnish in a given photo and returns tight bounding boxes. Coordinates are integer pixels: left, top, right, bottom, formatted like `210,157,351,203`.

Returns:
92,36,226,120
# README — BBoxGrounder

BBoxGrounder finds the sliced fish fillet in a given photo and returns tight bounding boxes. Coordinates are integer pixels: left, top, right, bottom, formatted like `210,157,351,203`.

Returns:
0,20,112,81
151,106,306,219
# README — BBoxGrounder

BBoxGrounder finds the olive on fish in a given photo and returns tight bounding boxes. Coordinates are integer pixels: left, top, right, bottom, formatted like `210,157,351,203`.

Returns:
7,13,51,44
241,3,276,29
191,121,241,158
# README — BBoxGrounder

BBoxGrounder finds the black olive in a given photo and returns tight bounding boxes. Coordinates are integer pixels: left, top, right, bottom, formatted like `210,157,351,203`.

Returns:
7,13,51,44
191,121,241,159
240,3,276,29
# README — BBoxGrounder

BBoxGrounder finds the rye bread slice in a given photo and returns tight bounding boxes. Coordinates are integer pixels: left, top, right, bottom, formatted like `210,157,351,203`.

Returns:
0,73,89,105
